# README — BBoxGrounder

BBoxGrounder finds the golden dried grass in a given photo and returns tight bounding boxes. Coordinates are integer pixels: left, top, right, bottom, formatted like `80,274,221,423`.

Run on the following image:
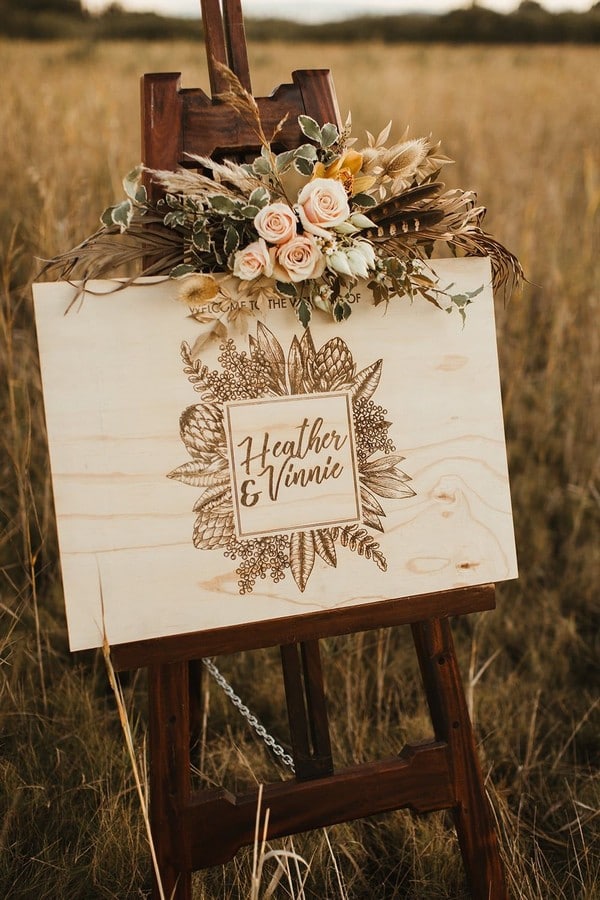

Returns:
0,39,598,898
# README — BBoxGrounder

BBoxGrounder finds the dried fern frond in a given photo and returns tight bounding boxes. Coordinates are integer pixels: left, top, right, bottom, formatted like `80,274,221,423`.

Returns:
39,215,183,285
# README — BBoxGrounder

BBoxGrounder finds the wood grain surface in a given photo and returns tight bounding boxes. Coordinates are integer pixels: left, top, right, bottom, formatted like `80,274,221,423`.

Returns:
33,257,517,650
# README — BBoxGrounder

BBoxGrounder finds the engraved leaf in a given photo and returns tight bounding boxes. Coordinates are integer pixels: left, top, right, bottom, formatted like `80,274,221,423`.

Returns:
360,453,416,500
362,508,384,532
192,485,232,513
360,486,386,532
256,321,287,394
313,529,337,567
299,327,317,392
167,459,229,487
338,524,387,572
361,453,407,474
287,335,303,395
362,469,415,500
289,530,316,592
351,359,383,404
193,508,235,549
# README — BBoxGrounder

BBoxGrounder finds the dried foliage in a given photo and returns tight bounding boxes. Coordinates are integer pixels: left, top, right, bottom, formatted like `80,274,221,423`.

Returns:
42,64,522,330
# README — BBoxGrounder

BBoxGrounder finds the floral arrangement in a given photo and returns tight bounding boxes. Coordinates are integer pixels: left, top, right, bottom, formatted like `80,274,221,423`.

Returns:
45,66,522,340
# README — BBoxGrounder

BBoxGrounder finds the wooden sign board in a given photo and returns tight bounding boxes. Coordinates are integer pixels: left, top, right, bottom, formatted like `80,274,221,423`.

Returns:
33,257,517,651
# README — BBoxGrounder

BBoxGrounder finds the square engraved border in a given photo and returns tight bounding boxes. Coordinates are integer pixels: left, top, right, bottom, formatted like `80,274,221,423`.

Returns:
224,391,362,539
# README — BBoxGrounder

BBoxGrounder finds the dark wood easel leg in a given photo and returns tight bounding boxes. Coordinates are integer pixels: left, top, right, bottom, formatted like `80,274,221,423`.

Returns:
412,618,508,900
280,640,334,780
148,662,192,900
188,658,205,753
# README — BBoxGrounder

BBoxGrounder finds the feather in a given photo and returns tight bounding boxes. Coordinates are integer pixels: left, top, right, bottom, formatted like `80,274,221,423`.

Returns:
368,182,444,224
364,208,445,242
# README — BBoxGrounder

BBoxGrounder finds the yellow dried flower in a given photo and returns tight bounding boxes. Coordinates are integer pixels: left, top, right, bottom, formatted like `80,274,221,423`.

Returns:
313,150,375,196
178,274,220,307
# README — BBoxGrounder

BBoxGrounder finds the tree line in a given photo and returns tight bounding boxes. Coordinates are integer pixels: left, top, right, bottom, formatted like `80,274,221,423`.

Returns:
1,0,599,42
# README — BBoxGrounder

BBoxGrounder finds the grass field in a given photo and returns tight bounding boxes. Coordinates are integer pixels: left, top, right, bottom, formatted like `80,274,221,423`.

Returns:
1,39,599,899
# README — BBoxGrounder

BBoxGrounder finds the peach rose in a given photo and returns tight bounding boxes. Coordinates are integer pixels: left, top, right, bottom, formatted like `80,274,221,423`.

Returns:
274,234,326,283
232,238,273,281
254,202,297,245
296,178,351,240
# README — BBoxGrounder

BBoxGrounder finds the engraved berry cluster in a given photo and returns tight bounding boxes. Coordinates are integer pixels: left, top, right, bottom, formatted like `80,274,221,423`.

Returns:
197,340,272,402
224,534,290,595
353,397,396,464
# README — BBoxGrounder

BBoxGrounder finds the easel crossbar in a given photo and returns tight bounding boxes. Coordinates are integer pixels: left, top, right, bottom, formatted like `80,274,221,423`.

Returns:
180,742,454,870
111,583,496,670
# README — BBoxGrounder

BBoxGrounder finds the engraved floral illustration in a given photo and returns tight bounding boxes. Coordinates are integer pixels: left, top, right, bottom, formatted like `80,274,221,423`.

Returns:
168,323,415,594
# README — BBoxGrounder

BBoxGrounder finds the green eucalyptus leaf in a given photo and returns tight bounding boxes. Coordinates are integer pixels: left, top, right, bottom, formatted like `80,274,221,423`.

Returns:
122,165,144,201
224,226,240,255
352,192,377,208
170,264,196,278
275,150,295,173
276,281,297,297
100,206,115,227
294,156,314,177
252,157,271,176
297,299,312,328
164,210,186,228
192,228,210,252
298,115,321,142
333,299,351,322
111,199,133,232
209,195,237,214
294,143,318,161
249,186,270,208
320,122,339,148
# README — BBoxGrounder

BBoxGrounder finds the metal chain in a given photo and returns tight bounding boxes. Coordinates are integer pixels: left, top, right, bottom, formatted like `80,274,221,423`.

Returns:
202,657,296,773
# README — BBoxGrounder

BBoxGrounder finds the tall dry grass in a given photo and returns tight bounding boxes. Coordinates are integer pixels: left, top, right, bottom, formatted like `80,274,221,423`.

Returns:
0,39,598,898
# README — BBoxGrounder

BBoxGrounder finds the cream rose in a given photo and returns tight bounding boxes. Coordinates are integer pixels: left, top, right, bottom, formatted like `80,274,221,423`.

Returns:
254,202,297,245
274,234,326,283
296,178,351,240
232,238,273,281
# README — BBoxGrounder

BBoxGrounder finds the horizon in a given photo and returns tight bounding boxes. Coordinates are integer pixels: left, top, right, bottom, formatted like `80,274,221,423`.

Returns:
82,1,596,22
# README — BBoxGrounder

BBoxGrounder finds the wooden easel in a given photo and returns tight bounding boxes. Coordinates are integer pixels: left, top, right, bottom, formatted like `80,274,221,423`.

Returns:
110,3,509,897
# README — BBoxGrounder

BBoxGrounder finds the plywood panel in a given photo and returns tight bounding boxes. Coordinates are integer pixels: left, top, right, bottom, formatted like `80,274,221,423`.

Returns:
33,258,517,650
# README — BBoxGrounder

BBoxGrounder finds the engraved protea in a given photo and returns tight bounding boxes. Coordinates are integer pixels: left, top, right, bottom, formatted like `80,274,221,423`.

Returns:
169,322,415,595
179,402,226,466
313,336,356,391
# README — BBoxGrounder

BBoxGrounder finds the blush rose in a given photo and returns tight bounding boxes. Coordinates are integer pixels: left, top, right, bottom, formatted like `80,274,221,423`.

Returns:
273,234,326,283
254,202,297,245
296,178,351,240
232,238,274,281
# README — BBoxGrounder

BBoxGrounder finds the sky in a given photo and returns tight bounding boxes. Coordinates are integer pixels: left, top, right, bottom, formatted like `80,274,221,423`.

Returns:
82,1,595,21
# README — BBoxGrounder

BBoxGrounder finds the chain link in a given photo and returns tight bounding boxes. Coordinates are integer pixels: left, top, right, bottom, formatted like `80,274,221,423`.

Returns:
202,657,296,773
